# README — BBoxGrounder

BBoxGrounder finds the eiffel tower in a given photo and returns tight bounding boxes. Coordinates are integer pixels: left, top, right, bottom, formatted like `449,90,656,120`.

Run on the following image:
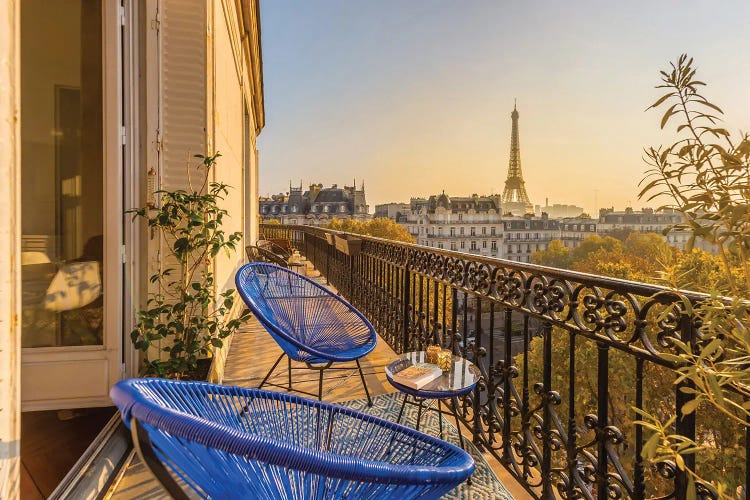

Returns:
501,101,533,215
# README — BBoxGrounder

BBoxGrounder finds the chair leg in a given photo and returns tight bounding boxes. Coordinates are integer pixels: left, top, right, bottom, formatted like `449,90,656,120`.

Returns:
318,368,324,401
131,418,190,500
287,356,292,390
259,353,285,390
355,359,372,407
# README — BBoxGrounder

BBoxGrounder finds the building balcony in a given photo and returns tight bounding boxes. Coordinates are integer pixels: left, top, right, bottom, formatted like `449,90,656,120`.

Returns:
253,224,746,500
425,233,499,239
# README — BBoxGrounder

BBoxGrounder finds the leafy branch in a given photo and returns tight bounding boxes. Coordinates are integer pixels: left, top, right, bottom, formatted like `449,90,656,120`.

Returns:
638,54,750,497
128,153,250,378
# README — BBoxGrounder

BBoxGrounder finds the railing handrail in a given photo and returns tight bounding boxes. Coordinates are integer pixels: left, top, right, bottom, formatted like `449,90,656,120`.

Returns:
266,223,711,302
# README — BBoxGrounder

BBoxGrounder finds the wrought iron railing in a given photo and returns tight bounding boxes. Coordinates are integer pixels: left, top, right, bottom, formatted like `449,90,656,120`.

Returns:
260,223,748,500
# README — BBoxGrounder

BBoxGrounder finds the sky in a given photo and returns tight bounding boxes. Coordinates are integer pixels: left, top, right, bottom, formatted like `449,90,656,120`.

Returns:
258,1,750,215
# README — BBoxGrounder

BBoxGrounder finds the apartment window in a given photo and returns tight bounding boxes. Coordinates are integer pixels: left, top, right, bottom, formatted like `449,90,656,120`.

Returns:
491,227,496,236
508,245,513,253
438,242,444,249
460,227,464,235
516,232,521,240
470,241,477,250
526,245,531,253
482,241,487,249
451,242,457,251
481,227,486,235
458,213,463,221
438,227,443,235
460,241,465,249
470,227,476,236
450,227,455,236
491,241,497,250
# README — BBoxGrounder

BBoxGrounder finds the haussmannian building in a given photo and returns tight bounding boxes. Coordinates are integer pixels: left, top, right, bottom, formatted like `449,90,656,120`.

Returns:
393,192,561,263
260,182,370,227
597,207,717,253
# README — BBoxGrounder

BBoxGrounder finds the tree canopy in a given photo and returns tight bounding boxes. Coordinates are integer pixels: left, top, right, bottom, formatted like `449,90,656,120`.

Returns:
324,218,416,243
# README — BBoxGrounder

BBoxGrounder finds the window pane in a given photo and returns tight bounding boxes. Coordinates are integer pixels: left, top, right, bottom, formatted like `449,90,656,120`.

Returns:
21,0,104,347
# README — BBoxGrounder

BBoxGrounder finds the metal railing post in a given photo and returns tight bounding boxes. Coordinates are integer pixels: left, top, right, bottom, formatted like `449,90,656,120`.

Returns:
401,259,411,353
674,314,696,500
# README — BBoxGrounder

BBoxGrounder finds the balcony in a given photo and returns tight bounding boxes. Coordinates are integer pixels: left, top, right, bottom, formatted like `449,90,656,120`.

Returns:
108,253,527,499
105,223,745,499
256,224,747,500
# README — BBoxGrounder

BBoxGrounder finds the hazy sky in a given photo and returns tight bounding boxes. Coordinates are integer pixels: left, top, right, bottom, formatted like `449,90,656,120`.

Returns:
258,1,750,215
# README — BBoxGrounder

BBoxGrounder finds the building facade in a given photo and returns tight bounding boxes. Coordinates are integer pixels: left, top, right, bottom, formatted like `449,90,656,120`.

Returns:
389,201,718,260
398,192,561,263
260,182,370,227
535,201,586,219
597,207,716,252
374,202,411,221
1,1,264,497
559,218,598,248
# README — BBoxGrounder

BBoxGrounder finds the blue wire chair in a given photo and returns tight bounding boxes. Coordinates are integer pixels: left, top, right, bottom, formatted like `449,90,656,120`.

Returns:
236,262,377,405
111,379,475,499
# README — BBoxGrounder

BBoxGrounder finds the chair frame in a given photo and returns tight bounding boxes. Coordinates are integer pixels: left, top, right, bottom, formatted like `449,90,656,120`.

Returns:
236,262,376,406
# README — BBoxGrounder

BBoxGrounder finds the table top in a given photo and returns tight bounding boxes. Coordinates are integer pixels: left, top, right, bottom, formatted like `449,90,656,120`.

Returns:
385,351,481,398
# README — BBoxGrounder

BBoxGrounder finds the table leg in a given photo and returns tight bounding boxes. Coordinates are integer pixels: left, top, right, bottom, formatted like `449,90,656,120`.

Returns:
451,396,471,485
415,398,424,431
395,393,408,425
437,399,444,439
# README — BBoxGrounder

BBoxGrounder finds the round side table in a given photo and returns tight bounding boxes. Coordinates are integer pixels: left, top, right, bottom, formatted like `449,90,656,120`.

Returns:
385,351,480,453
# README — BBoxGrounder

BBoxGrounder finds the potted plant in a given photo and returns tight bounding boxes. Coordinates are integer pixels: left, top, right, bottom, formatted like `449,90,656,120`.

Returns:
128,153,251,379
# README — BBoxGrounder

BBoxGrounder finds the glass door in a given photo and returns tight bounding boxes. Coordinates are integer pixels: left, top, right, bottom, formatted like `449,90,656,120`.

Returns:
20,0,121,411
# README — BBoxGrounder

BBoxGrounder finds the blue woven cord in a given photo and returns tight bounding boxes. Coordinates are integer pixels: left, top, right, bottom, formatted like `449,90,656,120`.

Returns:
235,263,377,363
112,379,474,498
